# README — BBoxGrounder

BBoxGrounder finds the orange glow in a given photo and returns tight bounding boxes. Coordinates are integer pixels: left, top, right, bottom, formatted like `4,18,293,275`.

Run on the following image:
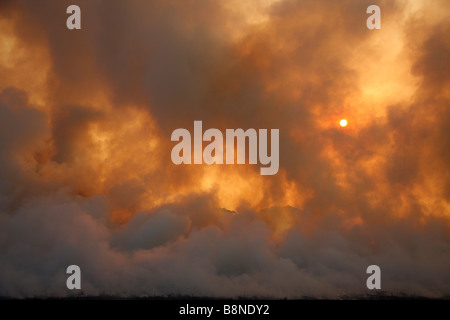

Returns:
0,0,448,234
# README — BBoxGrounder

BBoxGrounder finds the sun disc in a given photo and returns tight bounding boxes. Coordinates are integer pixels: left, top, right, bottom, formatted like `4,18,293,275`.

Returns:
340,119,348,127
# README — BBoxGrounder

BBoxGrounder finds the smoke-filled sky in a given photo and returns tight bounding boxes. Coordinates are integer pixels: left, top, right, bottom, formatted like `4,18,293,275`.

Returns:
0,0,449,298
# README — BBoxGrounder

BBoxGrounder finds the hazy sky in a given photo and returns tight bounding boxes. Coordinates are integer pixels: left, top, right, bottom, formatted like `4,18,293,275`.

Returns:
0,0,449,297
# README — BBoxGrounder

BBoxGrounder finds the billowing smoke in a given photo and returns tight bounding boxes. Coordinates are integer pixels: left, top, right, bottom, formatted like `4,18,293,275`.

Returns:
0,0,449,298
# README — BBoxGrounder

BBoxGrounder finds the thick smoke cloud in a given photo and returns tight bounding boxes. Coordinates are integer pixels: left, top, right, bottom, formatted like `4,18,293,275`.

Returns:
0,0,449,297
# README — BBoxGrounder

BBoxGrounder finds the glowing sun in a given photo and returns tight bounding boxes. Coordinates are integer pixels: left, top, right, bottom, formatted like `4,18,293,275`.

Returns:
340,119,348,127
